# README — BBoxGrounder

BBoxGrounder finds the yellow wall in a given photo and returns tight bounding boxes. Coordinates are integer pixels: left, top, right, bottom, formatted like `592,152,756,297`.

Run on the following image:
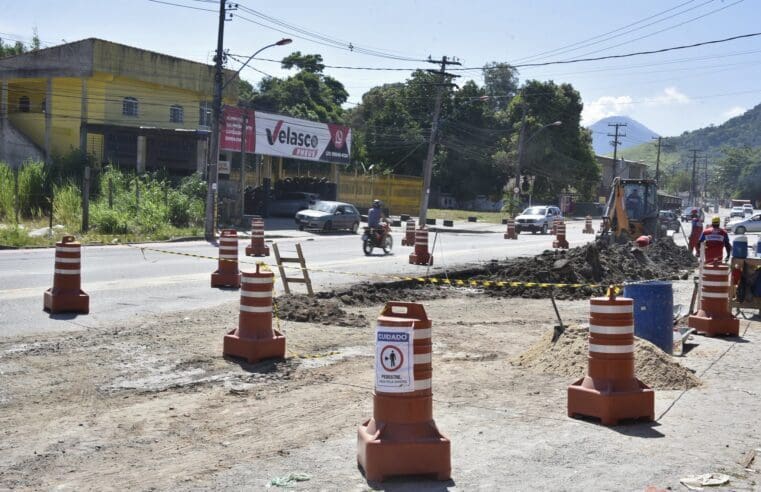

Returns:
339,173,422,215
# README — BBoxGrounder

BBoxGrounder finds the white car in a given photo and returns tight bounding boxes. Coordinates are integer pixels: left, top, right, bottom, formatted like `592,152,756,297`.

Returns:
743,204,754,216
514,206,563,234
730,213,761,235
730,207,745,219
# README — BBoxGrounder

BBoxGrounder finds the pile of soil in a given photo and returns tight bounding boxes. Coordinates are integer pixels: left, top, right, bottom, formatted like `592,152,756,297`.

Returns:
513,326,701,390
465,237,697,299
318,281,454,306
274,295,368,327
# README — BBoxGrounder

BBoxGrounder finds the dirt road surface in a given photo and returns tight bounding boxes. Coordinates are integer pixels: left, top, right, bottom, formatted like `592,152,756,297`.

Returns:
1,280,759,490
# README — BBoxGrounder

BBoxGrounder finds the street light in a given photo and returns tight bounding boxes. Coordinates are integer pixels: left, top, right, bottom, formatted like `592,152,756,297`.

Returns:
515,119,562,205
204,38,292,240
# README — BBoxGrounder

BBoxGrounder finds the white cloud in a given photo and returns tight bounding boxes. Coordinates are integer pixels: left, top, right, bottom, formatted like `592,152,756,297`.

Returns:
647,86,690,106
582,95,633,125
722,106,745,119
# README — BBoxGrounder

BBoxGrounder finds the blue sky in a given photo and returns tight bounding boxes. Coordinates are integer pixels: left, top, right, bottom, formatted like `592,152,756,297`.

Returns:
2,0,759,137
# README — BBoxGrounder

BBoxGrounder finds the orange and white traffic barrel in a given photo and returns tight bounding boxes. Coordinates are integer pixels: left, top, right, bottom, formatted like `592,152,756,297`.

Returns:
583,215,595,234
567,294,654,425
43,235,89,314
401,219,416,246
211,229,241,288
357,302,450,482
552,220,569,249
688,263,739,336
245,216,269,257
409,228,433,265
223,263,285,363
504,217,517,240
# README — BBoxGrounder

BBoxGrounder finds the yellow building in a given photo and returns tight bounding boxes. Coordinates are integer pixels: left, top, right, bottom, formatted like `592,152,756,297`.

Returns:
0,38,237,172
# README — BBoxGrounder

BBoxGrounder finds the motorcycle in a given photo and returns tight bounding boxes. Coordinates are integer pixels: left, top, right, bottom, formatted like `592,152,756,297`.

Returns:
362,222,393,255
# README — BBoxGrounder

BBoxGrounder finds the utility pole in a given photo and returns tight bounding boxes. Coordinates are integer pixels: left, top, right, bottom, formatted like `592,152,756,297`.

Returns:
608,122,626,187
653,136,662,183
239,111,248,223
702,156,708,202
689,149,701,206
515,108,527,201
418,56,460,226
204,0,232,240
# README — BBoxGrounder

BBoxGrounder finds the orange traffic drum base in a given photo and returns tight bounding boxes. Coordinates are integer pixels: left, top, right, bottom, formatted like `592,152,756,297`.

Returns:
223,329,285,364
43,288,89,314
568,378,654,426
245,244,269,257
688,311,739,337
357,417,451,482
211,271,241,288
408,252,432,266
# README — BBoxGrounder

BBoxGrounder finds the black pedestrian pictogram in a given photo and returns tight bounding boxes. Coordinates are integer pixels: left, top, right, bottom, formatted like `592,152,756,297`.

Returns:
380,345,404,371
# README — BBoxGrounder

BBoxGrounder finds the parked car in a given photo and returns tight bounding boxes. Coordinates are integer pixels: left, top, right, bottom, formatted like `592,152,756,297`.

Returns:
730,213,761,235
515,206,562,234
743,204,754,216
658,210,681,232
681,206,705,222
730,206,746,219
268,192,319,217
294,200,361,232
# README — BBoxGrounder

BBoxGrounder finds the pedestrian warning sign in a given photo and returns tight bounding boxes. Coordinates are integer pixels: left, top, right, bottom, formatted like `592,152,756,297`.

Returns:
375,324,414,393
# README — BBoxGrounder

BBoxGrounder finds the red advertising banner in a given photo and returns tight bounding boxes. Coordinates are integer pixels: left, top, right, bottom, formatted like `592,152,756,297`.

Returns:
220,106,255,153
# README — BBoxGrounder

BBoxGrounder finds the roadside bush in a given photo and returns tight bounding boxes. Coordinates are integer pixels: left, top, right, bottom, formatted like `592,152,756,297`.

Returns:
17,161,47,217
52,182,81,228
179,173,207,200
90,206,130,234
0,163,13,221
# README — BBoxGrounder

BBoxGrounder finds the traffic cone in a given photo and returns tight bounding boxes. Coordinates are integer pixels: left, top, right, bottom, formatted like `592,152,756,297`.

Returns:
409,228,433,265
223,263,285,363
211,229,241,288
401,219,416,246
357,302,450,482
552,220,569,249
43,235,89,314
567,294,654,425
583,215,595,234
688,263,739,336
504,217,517,239
245,216,269,257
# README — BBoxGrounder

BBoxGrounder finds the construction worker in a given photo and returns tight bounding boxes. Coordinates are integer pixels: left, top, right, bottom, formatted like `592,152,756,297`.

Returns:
698,216,731,264
688,209,703,256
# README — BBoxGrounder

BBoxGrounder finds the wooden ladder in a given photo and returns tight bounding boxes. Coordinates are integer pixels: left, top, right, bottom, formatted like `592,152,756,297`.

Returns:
271,242,314,295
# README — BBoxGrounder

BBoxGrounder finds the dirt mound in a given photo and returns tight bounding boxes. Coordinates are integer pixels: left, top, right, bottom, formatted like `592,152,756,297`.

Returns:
274,295,368,327
319,281,454,306
466,237,696,299
513,326,701,390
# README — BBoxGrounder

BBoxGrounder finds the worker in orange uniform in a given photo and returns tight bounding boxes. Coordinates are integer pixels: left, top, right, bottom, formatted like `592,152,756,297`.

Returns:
688,209,703,256
698,216,731,264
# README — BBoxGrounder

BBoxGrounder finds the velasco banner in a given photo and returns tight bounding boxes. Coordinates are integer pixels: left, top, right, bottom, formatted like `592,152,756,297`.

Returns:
254,111,351,165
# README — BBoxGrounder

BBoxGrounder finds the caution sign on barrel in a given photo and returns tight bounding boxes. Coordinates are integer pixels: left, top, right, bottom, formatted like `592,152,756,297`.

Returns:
375,324,414,392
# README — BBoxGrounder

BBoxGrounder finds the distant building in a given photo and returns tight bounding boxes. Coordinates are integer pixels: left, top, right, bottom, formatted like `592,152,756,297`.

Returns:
596,154,649,200
0,38,238,173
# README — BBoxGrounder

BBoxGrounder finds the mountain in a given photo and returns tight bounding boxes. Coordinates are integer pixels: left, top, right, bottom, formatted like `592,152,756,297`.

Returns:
621,103,761,167
587,116,660,156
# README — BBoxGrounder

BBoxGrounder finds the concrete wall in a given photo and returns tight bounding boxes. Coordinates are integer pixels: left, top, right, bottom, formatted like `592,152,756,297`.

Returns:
0,120,44,167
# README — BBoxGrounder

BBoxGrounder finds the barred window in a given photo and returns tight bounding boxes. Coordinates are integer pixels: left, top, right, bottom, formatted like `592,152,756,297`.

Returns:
170,104,184,123
18,96,30,113
122,97,138,117
199,101,211,127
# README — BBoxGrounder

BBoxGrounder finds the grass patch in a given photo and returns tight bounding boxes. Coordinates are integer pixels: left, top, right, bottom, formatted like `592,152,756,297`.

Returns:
427,208,506,223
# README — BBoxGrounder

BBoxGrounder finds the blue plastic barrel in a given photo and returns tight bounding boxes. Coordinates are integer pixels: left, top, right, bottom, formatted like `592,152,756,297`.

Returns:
732,235,748,259
623,281,673,354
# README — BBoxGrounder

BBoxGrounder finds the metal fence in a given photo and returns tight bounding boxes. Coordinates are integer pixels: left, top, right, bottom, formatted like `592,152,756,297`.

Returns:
338,173,422,216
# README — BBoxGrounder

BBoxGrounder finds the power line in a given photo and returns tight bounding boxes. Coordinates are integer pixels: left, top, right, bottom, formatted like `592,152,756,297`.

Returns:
146,0,217,12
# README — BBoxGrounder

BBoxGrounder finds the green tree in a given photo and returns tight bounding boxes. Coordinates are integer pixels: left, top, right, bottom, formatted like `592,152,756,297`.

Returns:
482,62,519,112
494,80,598,202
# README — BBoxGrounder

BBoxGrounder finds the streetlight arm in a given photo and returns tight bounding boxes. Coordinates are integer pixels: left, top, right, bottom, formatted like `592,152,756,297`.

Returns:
221,38,292,91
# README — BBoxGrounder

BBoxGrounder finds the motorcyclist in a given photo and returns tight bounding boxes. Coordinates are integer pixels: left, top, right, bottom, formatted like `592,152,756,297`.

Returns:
367,199,388,243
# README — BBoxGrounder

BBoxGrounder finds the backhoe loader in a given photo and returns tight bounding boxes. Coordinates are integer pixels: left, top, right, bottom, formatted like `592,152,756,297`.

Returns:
598,177,660,244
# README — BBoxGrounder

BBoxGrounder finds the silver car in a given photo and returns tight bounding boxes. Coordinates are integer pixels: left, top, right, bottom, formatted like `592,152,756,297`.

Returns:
294,200,361,233
730,213,761,235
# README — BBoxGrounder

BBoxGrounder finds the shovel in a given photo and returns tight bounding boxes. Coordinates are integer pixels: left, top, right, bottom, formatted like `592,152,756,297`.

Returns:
550,290,565,342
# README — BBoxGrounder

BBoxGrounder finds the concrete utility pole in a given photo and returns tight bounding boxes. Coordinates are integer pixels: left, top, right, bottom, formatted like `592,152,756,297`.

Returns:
239,112,248,222
515,107,527,201
653,136,662,183
418,56,460,227
689,149,701,206
608,122,627,177
204,0,230,241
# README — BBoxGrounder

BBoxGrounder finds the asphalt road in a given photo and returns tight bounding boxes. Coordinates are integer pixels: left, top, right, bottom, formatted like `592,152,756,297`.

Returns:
1,220,598,337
